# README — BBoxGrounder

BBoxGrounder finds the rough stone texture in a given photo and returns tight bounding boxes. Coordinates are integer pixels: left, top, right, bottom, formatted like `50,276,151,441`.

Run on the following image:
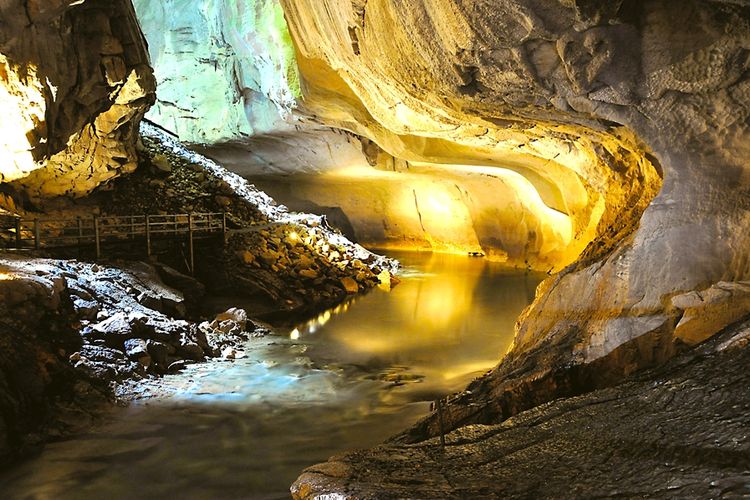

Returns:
97,122,395,316
292,319,750,499
132,0,299,144
281,0,750,437
0,0,155,198
0,254,266,465
282,0,663,271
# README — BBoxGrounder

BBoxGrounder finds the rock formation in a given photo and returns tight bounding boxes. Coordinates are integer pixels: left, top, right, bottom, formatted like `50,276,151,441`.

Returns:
292,317,750,499
132,0,299,143
0,0,155,198
280,0,750,490
281,0,750,408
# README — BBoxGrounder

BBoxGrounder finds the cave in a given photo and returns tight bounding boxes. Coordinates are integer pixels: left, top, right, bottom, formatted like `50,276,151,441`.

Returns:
1,0,749,498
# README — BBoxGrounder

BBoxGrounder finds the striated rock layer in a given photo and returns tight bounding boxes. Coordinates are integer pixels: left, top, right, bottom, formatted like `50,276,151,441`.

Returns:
132,0,299,144
292,318,750,499
282,0,750,481
0,0,155,198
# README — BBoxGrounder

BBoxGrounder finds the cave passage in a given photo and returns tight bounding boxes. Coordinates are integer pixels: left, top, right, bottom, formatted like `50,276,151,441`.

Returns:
0,252,544,498
2,0,748,497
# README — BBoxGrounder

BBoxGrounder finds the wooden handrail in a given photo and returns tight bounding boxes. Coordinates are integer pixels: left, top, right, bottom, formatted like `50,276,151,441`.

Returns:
8,212,228,275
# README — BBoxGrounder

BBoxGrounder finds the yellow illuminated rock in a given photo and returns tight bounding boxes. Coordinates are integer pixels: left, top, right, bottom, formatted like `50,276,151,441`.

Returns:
279,0,750,449
280,0,661,274
0,0,155,198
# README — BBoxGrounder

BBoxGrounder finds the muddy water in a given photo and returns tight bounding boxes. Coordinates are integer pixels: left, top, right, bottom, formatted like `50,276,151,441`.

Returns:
1,252,544,500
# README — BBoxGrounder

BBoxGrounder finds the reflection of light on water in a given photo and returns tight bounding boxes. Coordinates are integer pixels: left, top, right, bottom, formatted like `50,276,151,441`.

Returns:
439,361,497,381
0,252,547,500
290,300,353,339
0,272,15,281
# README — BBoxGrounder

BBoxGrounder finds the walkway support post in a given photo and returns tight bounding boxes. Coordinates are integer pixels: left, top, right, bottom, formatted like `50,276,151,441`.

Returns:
33,219,40,250
188,213,195,276
222,212,228,245
93,216,101,260
15,217,21,248
145,215,152,258
436,398,447,450
77,217,83,246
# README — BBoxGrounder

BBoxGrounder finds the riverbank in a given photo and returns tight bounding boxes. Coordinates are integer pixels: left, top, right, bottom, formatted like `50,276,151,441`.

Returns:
0,252,543,498
0,123,396,468
292,316,750,498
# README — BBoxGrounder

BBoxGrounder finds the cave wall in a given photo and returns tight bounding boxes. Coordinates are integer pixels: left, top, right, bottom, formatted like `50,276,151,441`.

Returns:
132,0,300,144
0,0,155,199
281,0,750,407
282,0,662,271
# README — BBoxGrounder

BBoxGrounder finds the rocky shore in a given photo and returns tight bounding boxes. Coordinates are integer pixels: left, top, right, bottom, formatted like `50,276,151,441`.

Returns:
292,318,750,499
0,122,397,468
0,255,269,465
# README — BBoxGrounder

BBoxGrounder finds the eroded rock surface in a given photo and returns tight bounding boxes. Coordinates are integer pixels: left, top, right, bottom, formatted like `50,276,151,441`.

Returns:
0,0,155,198
281,0,750,437
0,254,264,465
132,0,299,144
292,320,750,499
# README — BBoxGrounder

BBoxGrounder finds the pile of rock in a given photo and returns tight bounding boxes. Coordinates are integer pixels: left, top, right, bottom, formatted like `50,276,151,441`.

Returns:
0,256,264,388
0,254,277,464
73,306,265,380
103,133,265,225
227,223,393,311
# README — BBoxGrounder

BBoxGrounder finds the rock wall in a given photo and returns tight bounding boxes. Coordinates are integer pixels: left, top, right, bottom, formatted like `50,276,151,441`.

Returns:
280,0,750,431
132,0,300,144
282,0,663,271
0,0,155,198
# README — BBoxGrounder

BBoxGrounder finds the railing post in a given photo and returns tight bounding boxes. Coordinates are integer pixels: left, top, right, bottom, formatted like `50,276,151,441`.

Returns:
222,212,228,244
77,217,83,246
188,213,195,276
145,215,152,258
14,217,21,248
93,216,101,260
207,213,212,233
436,398,446,450
33,219,40,250
130,216,135,240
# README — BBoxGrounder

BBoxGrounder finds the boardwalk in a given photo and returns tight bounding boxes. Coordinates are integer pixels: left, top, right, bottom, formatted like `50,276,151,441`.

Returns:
9,213,228,274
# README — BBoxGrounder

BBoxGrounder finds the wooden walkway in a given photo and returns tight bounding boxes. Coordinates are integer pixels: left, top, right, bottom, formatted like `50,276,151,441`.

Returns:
9,213,228,274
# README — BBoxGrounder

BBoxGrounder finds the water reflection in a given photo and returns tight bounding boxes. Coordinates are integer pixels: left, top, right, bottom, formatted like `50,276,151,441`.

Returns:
0,252,543,499
298,251,542,398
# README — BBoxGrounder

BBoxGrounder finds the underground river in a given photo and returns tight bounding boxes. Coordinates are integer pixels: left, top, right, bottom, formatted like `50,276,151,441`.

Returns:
1,251,544,499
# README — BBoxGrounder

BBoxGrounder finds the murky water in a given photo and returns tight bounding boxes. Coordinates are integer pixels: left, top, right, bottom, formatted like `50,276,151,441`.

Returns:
1,252,543,500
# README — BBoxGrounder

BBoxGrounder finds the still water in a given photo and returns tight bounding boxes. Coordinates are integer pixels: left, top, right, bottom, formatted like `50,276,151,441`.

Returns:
2,252,544,499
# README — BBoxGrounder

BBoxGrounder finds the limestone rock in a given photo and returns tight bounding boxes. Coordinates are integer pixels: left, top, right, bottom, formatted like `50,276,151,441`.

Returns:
340,277,359,294
0,0,156,198
132,0,299,143
281,0,750,440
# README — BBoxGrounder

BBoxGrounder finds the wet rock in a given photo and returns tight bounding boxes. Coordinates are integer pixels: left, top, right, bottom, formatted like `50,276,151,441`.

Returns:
214,195,232,208
146,340,170,367
167,360,188,373
151,154,172,174
221,347,246,360
299,268,318,280
73,298,100,320
214,308,248,330
91,312,133,343
136,291,163,312
123,338,148,360
178,339,204,361
292,322,750,499
340,277,359,294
